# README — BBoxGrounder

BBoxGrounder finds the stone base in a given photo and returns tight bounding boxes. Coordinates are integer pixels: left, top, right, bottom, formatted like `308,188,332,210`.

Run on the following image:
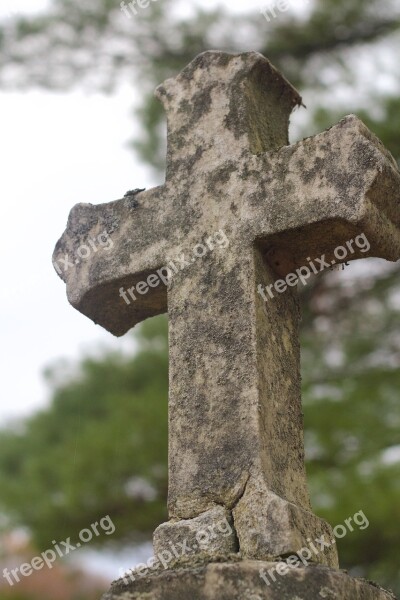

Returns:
102,559,396,600
154,490,339,569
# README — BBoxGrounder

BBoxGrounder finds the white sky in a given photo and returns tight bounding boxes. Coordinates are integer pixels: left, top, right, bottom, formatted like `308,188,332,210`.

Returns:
0,87,149,422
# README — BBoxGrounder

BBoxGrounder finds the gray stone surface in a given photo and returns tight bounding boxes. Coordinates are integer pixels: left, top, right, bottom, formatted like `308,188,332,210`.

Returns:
102,560,396,600
153,506,238,559
53,50,400,591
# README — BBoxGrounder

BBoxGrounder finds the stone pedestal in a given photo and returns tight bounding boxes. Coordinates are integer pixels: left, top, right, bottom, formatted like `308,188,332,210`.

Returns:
102,559,396,600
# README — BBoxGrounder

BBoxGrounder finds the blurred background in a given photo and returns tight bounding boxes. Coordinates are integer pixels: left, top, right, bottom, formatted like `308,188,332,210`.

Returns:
0,0,400,597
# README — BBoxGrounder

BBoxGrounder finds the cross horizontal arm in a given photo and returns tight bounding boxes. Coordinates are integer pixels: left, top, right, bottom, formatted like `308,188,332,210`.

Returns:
241,115,400,268
53,187,173,336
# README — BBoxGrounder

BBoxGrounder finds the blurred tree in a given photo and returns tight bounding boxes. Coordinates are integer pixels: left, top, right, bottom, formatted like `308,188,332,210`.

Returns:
0,0,399,595
0,316,168,547
301,262,400,591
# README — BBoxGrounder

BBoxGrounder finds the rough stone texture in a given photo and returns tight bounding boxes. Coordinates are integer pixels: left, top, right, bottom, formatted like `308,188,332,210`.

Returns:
53,51,400,572
153,506,238,558
102,561,396,600
232,487,338,567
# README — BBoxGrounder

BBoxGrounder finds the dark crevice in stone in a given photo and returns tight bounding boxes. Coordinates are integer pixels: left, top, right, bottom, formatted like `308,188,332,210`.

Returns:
229,474,250,554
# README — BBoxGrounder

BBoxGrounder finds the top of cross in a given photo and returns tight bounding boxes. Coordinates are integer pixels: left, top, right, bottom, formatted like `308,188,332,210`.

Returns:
155,51,302,176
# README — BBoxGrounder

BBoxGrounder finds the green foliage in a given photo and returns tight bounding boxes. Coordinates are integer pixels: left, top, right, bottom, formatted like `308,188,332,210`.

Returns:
0,593,30,600
0,317,169,549
0,594,34,600
301,262,400,592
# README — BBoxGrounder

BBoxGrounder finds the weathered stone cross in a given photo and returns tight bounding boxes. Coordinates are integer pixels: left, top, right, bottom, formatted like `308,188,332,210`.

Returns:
53,52,400,567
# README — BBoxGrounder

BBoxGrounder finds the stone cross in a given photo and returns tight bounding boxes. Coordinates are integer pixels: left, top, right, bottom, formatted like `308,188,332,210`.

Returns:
53,52,400,567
